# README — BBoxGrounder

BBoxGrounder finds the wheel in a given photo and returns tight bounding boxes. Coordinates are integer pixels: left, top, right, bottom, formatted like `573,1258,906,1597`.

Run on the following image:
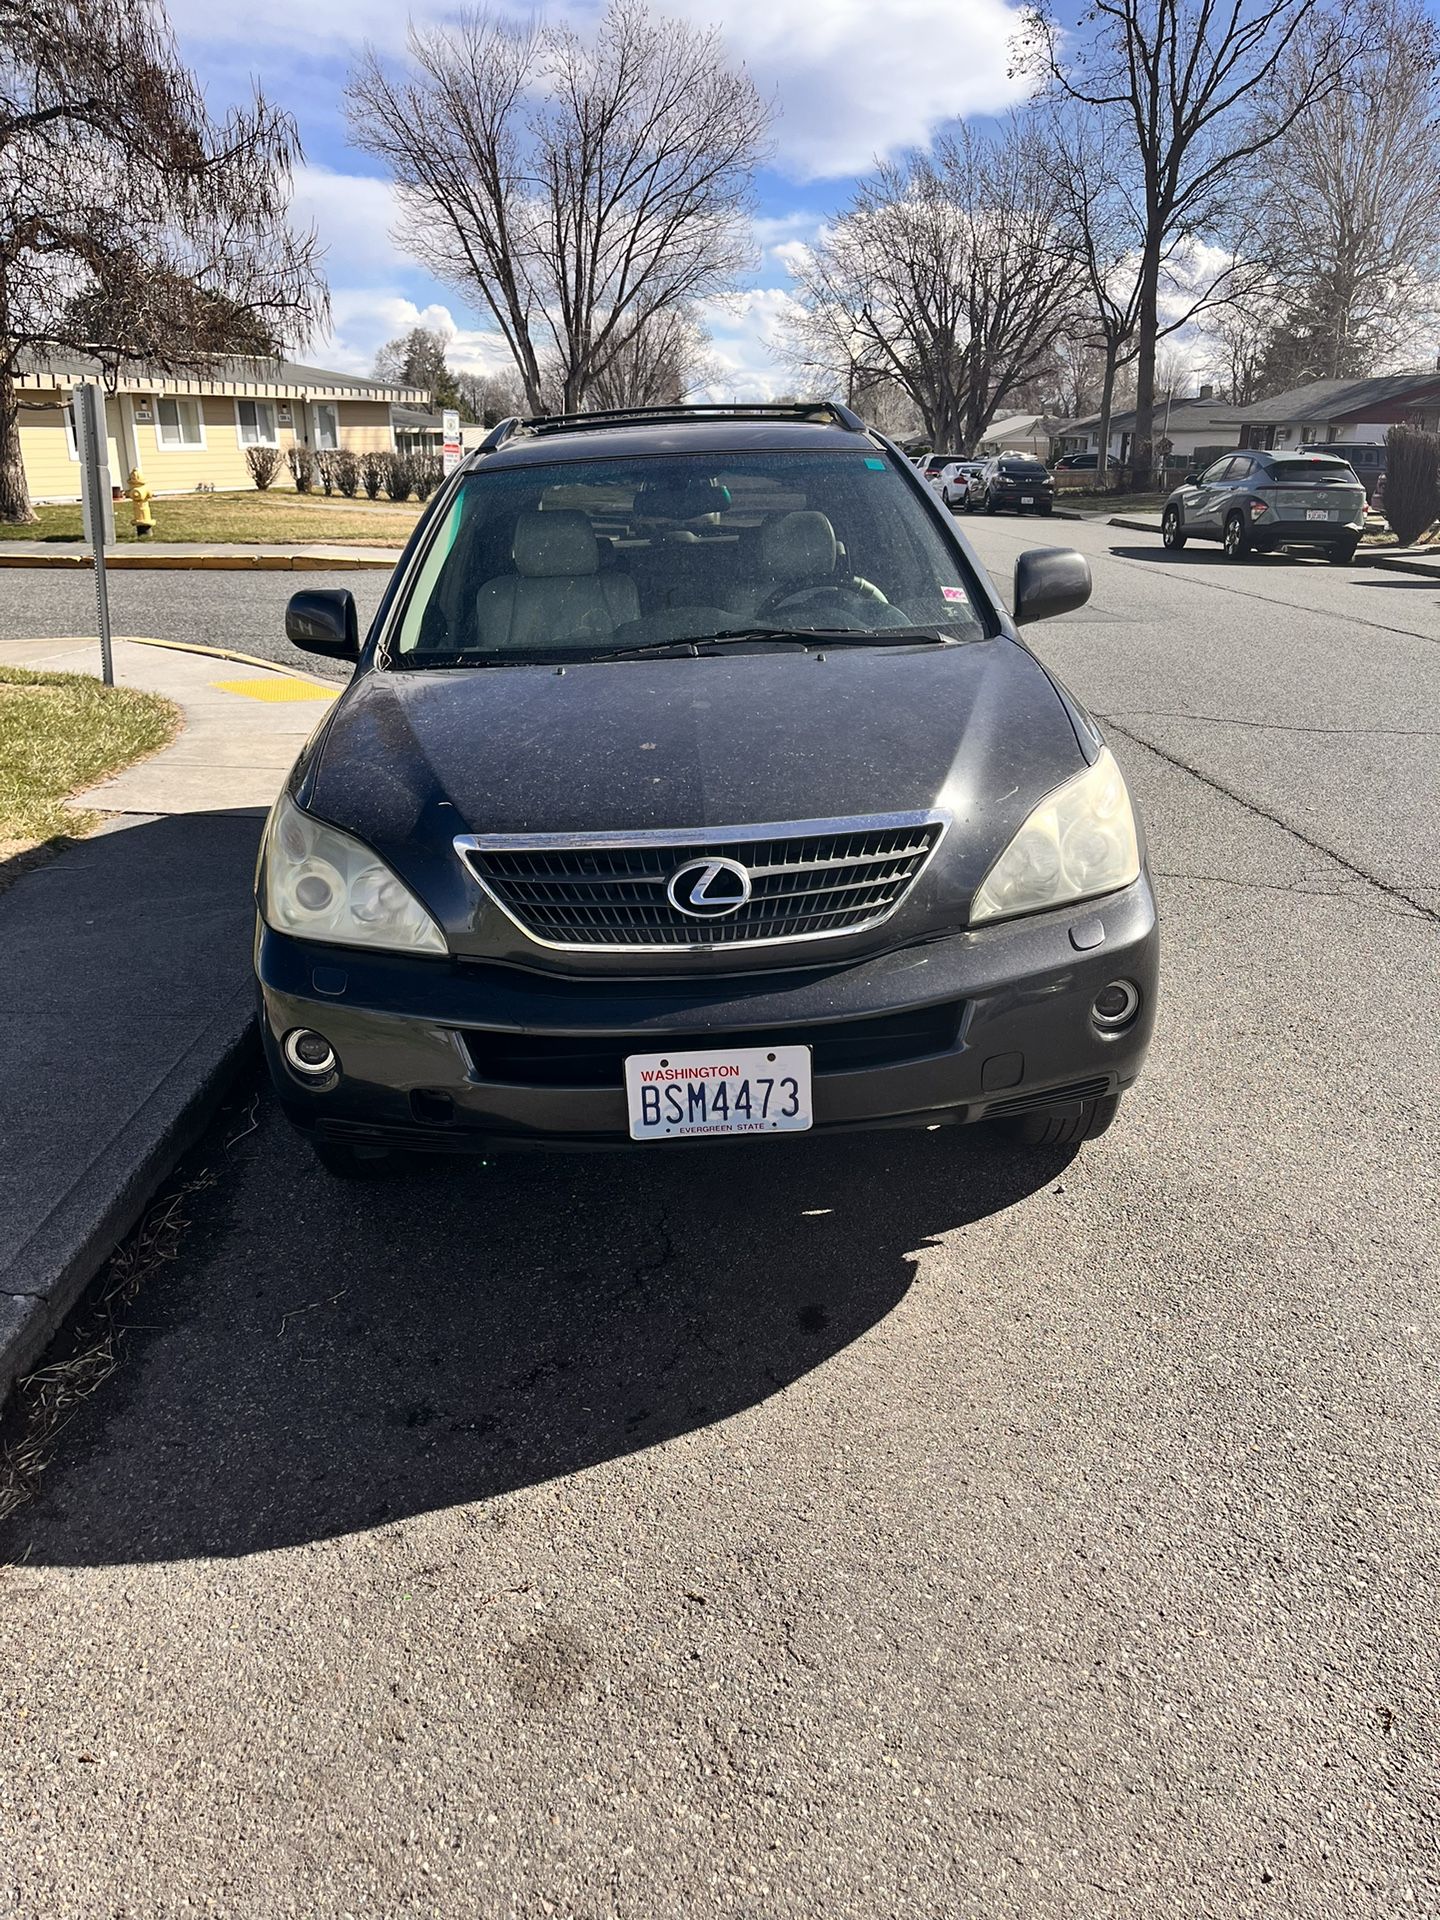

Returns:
1222,511,1250,560
311,1138,393,1178
999,1092,1122,1148
1328,540,1358,565
985,495,997,514
1161,505,1187,550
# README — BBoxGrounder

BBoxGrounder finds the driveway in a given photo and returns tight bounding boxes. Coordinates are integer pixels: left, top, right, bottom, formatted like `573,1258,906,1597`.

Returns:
2,528,1436,1918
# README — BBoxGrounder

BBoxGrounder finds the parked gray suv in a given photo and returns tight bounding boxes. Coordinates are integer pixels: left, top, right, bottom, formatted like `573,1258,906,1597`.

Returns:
1161,450,1366,564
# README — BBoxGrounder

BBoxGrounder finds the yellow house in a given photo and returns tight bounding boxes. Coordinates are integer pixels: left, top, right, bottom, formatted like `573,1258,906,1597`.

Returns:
15,356,430,501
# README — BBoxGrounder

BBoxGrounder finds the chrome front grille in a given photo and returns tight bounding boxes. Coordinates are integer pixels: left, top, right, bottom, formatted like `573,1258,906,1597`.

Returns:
455,813,947,950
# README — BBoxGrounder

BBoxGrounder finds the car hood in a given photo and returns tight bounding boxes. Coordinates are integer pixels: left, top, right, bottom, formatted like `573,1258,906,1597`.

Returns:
300,640,1088,969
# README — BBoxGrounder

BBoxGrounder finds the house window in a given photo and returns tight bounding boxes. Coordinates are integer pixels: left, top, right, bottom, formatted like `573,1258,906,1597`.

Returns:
236,399,278,446
311,402,339,451
156,396,204,449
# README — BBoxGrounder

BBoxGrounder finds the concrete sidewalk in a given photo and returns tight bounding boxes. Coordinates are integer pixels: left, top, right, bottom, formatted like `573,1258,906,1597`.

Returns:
0,541,398,570
0,636,337,1405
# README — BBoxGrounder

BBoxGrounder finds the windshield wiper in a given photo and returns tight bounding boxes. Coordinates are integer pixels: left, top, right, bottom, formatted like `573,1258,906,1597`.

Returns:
605,625,949,659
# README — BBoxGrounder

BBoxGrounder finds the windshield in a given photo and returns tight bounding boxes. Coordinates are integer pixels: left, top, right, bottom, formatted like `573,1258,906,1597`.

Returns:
998,458,1047,475
389,449,987,664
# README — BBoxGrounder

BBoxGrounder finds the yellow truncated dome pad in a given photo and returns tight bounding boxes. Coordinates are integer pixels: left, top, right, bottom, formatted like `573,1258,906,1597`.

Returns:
210,676,336,704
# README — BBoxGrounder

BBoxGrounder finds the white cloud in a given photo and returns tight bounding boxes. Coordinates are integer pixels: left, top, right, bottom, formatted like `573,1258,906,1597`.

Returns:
172,0,1034,181
311,292,518,379
694,287,806,401
290,166,407,276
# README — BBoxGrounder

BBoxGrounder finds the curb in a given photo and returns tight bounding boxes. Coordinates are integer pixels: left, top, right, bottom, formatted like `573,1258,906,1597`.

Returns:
125,634,342,688
0,996,256,1411
1364,551,1440,581
0,550,397,572
1107,515,1163,534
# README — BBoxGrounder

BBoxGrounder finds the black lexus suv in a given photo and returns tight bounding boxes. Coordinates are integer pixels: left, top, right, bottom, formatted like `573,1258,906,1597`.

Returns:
260,401,1158,1172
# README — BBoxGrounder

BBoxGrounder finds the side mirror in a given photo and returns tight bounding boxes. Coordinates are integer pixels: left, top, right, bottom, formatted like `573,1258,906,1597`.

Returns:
1013,547,1091,627
1182,472,1199,485
285,588,359,660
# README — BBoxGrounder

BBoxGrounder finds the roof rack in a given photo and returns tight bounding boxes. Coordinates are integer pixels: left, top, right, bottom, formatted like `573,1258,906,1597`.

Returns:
475,399,869,454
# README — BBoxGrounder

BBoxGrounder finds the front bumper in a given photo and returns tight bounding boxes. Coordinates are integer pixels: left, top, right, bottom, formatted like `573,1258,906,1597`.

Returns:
256,876,1159,1152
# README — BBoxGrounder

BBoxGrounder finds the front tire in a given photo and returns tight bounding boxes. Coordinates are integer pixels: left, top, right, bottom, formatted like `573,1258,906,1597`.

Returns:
999,1092,1122,1148
1223,511,1250,561
1161,506,1187,550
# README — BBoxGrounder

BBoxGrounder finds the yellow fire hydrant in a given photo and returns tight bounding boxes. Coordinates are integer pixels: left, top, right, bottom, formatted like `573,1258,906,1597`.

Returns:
128,466,155,539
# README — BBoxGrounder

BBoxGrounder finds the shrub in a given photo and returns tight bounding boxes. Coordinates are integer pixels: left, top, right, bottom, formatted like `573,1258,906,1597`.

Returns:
412,455,443,500
384,453,415,502
360,451,388,500
315,450,338,496
245,444,283,491
331,448,361,498
286,446,315,494
1383,425,1440,547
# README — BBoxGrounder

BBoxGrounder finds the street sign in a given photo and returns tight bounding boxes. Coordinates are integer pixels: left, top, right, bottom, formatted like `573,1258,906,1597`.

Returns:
74,382,115,687
442,408,461,475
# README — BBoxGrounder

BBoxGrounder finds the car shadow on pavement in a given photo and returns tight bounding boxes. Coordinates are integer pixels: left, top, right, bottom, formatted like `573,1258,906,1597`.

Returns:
4,1086,1075,1565
1107,545,1307,566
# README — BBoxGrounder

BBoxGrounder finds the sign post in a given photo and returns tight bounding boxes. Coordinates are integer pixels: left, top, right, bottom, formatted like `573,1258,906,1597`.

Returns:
74,382,116,687
442,408,461,476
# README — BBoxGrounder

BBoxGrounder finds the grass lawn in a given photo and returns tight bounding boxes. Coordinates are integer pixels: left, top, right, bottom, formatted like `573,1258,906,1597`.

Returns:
0,667,180,872
0,490,425,547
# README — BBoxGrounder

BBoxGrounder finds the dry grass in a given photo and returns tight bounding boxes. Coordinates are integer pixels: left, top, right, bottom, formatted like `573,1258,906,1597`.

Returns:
0,490,424,547
0,1170,216,1527
0,665,179,867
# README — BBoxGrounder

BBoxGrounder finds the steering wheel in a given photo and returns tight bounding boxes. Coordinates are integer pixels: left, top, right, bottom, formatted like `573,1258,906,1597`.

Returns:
756,578,889,621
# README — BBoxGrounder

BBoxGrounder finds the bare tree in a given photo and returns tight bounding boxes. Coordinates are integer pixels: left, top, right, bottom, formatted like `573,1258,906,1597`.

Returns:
452,367,529,426
1252,0,1440,384
0,0,326,521
784,116,1080,453
347,2,769,416
1024,0,1359,486
587,307,715,409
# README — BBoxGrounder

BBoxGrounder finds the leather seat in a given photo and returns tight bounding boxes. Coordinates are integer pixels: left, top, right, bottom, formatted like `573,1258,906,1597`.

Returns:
474,511,639,651
725,510,839,615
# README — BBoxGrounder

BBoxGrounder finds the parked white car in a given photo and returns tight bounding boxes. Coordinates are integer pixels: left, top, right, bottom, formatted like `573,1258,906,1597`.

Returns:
937,461,983,509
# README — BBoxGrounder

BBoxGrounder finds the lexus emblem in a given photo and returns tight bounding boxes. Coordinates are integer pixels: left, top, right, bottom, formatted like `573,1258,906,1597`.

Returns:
666,856,753,918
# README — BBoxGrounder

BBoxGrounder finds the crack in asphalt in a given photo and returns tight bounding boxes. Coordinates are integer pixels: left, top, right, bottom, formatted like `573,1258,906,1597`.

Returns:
1153,869,1428,922
1107,718,1439,924
1104,709,1440,739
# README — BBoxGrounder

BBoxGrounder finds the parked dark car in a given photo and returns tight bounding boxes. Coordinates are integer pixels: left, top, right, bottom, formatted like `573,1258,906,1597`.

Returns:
966,455,1056,515
1300,441,1386,504
1161,449,1366,562
260,402,1157,1174
1053,452,1099,485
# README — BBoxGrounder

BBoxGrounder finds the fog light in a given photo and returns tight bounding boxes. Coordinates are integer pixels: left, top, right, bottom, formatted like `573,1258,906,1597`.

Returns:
1092,980,1140,1031
283,1028,337,1076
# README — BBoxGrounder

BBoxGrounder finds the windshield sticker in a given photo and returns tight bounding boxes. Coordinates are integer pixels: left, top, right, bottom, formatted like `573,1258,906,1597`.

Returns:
941,586,965,602
864,458,885,470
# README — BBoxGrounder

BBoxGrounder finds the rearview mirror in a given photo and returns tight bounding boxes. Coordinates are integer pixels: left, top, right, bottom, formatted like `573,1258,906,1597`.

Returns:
286,588,359,660
1013,548,1091,627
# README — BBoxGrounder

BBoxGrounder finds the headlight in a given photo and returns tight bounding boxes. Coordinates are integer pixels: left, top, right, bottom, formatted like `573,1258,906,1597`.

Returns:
261,790,446,954
970,748,1140,924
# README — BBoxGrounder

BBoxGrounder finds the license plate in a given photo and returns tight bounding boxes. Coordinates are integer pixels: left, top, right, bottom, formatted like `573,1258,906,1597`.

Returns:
624,1045,812,1140
1306,509,1332,521
1021,495,1034,504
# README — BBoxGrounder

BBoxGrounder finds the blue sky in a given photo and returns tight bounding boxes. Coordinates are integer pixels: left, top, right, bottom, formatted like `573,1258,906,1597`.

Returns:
164,0,1036,395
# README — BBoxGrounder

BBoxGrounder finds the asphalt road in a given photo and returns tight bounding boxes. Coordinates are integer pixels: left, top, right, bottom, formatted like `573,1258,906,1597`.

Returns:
0,565,386,681
3,525,1438,1917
